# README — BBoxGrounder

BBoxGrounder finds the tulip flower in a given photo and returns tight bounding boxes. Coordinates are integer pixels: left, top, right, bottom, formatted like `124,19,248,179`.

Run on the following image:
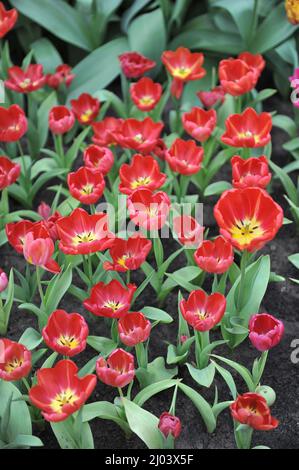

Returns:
6,219,38,254
180,289,226,332
182,107,217,142
152,138,167,160
37,201,51,220
5,64,46,93
49,106,75,135
285,0,299,24
112,117,164,154
119,154,167,195
46,64,75,89
23,231,60,274
37,205,61,241
127,188,170,231
0,2,18,38
29,360,96,422
194,236,234,274
96,348,135,388
0,339,31,381
172,215,204,247
230,393,279,431
231,155,271,189
162,47,206,99
197,86,225,108
165,138,203,175
221,108,272,148
219,58,257,96
158,412,182,439
0,105,28,142
118,312,151,347
238,52,265,78
249,313,284,352
0,268,8,292
83,279,136,318
70,93,100,125
0,155,21,189
119,51,156,78
42,309,89,357
83,145,114,175
130,77,162,111
92,117,124,147
103,234,152,271
56,208,114,255
67,166,105,204
214,188,283,252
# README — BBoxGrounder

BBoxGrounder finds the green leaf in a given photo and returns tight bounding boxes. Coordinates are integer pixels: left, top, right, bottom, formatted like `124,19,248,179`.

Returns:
18,328,43,351
211,355,255,391
272,114,297,138
82,401,130,435
134,379,179,407
212,361,237,399
2,435,43,449
269,160,299,204
136,357,178,389
186,362,215,388
87,336,117,355
37,91,57,149
211,0,255,45
44,265,73,315
178,382,216,433
204,181,232,197
141,306,173,324
289,253,299,270
121,0,152,32
31,38,62,73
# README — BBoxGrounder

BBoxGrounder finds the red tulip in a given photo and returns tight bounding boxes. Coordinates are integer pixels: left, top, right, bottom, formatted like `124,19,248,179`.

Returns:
6,219,37,254
113,117,164,154
231,155,271,189
96,348,135,388
0,338,31,381
83,144,114,175
162,47,206,99
92,117,124,147
46,64,75,89
180,289,226,331
67,166,105,204
70,93,100,125
103,234,152,272
249,313,284,352
197,86,225,108
238,52,265,78
152,138,167,161
230,393,279,431
219,58,257,96
37,206,61,242
182,107,217,142
42,309,89,357
37,201,51,220
118,312,151,347
194,236,234,274
119,51,156,79
29,360,96,422
158,412,182,439
214,188,283,252
83,279,136,318
0,2,18,38
119,154,166,195
5,64,46,93
127,188,170,230
0,155,20,189
221,108,272,148
172,215,204,247
0,105,27,142
49,106,75,135
165,138,203,175
0,268,8,292
56,208,114,255
130,77,162,111
23,231,60,274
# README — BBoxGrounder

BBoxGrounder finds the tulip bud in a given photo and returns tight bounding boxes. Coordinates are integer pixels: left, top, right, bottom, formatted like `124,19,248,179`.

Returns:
180,335,188,344
0,269,8,292
38,201,51,220
158,412,182,439
255,385,276,407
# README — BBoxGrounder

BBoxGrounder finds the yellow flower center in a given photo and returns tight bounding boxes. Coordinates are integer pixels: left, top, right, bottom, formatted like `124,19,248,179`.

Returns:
80,109,93,123
139,96,154,106
73,231,97,245
4,357,23,373
146,206,158,218
103,300,123,311
50,389,78,413
80,183,94,195
195,310,207,320
116,254,129,269
173,67,191,79
130,176,152,189
19,78,31,89
230,218,264,246
134,133,144,143
57,335,79,349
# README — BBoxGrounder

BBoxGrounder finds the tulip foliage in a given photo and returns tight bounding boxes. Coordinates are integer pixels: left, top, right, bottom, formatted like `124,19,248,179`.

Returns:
0,1,297,452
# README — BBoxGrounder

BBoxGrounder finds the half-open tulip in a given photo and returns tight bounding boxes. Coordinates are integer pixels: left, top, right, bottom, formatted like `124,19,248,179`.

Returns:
221,108,272,148
158,412,182,439
70,93,100,125
5,64,46,93
127,188,170,230
219,58,257,96
118,312,151,347
23,231,60,273
231,155,271,189
194,236,234,274
49,106,75,134
83,279,136,318
172,215,204,247
130,77,162,111
214,188,283,252
46,64,75,89
56,208,114,255
197,86,225,108
238,52,265,78
249,313,284,352
113,117,164,154
0,2,18,38
42,309,89,357
92,117,124,147
165,138,203,175
29,360,96,422
83,145,114,175
230,393,279,430
103,234,152,271
67,166,105,204
6,219,38,254
96,348,135,388
180,289,226,331
0,105,27,142
0,156,20,189
182,107,216,142
119,51,156,78
119,154,166,195
0,339,31,381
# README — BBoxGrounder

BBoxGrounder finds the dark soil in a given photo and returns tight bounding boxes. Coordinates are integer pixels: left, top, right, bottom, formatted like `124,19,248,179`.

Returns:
1,94,299,450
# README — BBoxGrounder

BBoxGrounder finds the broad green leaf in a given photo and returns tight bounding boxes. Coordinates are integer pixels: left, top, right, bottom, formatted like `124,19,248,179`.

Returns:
0,381,32,444
44,265,73,315
211,355,255,391
18,327,43,351
204,181,232,197
82,401,130,435
289,253,299,270
178,382,216,433
87,336,117,355
186,362,215,388
141,306,173,324
134,379,179,407
31,38,62,73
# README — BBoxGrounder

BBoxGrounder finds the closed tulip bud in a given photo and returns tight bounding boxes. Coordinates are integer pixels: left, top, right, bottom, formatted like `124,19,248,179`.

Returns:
37,201,51,220
249,313,284,351
0,269,8,292
158,412,182,438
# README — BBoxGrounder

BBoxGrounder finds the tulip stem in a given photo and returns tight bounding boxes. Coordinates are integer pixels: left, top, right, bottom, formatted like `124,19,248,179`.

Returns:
55,134,65,169
254,350,269,388
234,423,253,449
194,330,210,369
118,387,124,400
22,377,30,392
36,266,44,307
126,269,131,285
237,250,250,313
135,342,148,369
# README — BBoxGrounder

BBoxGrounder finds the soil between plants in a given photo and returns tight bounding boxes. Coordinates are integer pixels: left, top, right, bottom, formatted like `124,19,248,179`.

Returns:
1,95,298,450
